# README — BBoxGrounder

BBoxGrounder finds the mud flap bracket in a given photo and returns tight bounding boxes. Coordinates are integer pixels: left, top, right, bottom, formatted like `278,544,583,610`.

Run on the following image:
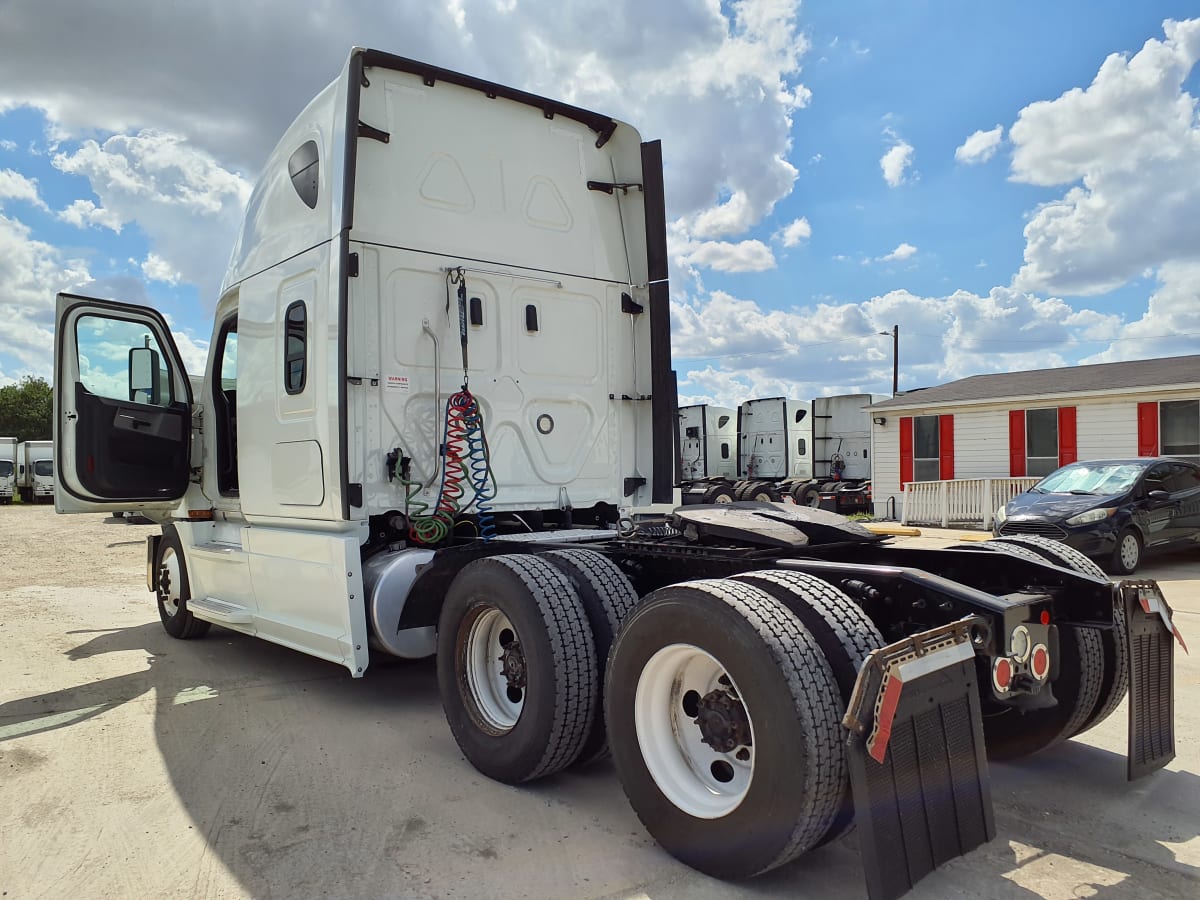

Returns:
1122,580,1182,781
843,619,995,900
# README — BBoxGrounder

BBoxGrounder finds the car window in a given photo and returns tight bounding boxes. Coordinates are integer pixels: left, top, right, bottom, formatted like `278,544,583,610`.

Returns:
1164,463,1200,493
1144,464,1172,491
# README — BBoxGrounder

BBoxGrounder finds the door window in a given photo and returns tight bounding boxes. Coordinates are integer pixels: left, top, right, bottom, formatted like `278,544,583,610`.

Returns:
75,315,172,406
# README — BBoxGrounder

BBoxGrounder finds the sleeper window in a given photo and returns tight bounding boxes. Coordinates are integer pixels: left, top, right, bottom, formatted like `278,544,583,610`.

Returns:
284,301,307,394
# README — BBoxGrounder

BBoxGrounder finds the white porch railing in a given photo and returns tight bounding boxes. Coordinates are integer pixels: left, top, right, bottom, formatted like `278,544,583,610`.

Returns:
901,477,1040,528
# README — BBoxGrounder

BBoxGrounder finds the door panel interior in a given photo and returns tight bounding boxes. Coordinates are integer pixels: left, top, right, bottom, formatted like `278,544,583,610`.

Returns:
74,383,190,499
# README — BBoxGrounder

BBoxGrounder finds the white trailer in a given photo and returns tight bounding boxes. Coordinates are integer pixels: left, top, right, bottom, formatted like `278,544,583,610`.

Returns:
0,436,15,503
16,439,53,503
50,48,1179,899
677,404,736,483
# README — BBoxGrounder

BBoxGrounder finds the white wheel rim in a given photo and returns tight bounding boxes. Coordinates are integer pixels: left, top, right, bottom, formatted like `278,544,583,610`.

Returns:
714,493,733,504
1120,535,1138,570
158,546,182,616
464,607,524,731
634,644,755,819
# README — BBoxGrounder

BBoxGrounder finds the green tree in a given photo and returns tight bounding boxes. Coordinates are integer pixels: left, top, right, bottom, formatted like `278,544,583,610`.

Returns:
0,376,53,442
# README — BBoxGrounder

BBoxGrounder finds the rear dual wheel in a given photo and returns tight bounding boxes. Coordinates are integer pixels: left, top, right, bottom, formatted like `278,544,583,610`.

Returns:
606,579,845,879
988,534,1127,736
973,538,1106,759
437,550,639,782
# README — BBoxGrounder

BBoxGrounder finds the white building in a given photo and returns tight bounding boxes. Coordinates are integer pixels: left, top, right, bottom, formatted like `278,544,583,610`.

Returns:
868,354,1200,524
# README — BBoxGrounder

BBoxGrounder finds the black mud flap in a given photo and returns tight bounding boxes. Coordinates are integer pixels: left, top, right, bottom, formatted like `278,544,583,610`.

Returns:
1122,580,1185,781
843,620,995,900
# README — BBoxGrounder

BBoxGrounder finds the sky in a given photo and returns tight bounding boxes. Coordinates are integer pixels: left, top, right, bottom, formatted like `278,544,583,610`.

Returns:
1,1,1199,406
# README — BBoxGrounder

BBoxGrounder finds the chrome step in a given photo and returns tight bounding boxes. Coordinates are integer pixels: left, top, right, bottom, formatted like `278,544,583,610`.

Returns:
189,596,254,625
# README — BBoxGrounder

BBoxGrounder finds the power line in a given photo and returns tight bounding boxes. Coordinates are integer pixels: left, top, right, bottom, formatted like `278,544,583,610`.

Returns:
675,329,1200,360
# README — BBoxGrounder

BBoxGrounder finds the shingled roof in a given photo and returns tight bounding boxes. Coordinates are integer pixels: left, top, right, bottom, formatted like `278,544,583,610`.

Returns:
872,354,1200,410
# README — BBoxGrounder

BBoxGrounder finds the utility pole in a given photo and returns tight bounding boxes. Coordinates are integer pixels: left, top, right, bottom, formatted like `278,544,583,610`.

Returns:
879,325,899,396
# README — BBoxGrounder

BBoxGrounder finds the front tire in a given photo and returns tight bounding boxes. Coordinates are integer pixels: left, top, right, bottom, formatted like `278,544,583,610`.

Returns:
437,554,597,784
606,579,843,879
155,526,211,640
1109,528,1142,575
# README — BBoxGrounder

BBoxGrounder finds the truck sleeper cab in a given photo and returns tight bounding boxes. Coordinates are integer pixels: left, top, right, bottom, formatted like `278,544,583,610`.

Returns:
53,49,1180,900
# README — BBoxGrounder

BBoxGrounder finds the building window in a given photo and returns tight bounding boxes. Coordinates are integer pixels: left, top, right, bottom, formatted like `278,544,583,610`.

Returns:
900,414,954,487
1161,400,1199,463
284,301,307,394
913,415,940,482
1009,406,1076,476
1025,407,1059,477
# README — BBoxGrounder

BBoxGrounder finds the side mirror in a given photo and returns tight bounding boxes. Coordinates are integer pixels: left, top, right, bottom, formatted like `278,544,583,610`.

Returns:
1147,489,1170,501
129,346,163,405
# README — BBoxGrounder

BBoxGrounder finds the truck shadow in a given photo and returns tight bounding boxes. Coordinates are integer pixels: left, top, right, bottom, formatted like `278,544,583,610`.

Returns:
2,622,1197,899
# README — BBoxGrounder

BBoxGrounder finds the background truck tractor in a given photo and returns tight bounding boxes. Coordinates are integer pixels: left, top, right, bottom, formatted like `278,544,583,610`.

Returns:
53,49,1180,900
681,393,885,513
0,436,15,503
677,404,737,487
16,439,53,503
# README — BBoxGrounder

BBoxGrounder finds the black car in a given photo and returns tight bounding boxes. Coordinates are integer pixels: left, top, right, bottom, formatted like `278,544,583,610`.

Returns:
994,457,1200,574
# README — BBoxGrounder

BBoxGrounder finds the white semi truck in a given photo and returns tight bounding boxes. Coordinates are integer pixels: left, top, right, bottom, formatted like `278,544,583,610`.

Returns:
16,439,53,503
0,436,15,503
681,394,886,511
677,404,736,482
52,49,1180,899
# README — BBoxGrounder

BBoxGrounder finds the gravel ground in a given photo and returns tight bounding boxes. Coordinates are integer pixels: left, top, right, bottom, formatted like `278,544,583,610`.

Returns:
1,504,1198,899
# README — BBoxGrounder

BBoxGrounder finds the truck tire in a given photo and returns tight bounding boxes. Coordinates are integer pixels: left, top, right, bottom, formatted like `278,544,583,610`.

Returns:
820,482,838,493
702,484,736,504
791,482,820,507
988,535,1127,737
605,578,843,879
540,549,640,765
974,541,1104,760
437,554,597,784
154,526,211,640
730,569,884,844
742,482,782,503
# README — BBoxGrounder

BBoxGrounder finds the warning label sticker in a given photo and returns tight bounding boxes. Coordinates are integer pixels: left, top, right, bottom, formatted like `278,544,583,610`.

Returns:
385,374,411,392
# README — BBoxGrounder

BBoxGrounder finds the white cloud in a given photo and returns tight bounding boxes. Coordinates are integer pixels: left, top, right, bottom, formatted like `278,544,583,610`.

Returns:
59,198,123,232
1081,260,1200,363
880,136,914,187
0,212,92,374
140,253,182,285
1009,18,1200,296
777,217,812,247
954,125,1004,164
681,240,776,273
0,168,48,209
0,140,16,151
52,130,251,302
878,242,917,262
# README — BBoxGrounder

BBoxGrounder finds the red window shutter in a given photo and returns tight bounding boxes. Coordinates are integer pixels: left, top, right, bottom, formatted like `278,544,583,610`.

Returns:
1137,402,1159,456
1009,410,1026,477
900,416,913,491
1058,407,1077,466
939,415,955,480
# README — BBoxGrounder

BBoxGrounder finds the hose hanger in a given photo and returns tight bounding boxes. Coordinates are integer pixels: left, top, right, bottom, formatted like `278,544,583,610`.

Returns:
445,266,469,387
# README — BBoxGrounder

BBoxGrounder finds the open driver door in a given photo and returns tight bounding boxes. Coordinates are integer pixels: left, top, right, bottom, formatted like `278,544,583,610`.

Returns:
54,293,194,513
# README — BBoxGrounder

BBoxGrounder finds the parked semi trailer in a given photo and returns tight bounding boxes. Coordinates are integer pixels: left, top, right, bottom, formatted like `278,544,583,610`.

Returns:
53,49,1180,900
681,393,886,514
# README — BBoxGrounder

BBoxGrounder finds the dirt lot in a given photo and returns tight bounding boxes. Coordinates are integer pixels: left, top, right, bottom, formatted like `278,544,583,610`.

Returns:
1,503,1198,899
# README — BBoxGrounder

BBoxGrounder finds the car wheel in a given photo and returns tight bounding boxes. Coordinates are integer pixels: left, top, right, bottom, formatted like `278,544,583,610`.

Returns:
1109,528,1142,575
